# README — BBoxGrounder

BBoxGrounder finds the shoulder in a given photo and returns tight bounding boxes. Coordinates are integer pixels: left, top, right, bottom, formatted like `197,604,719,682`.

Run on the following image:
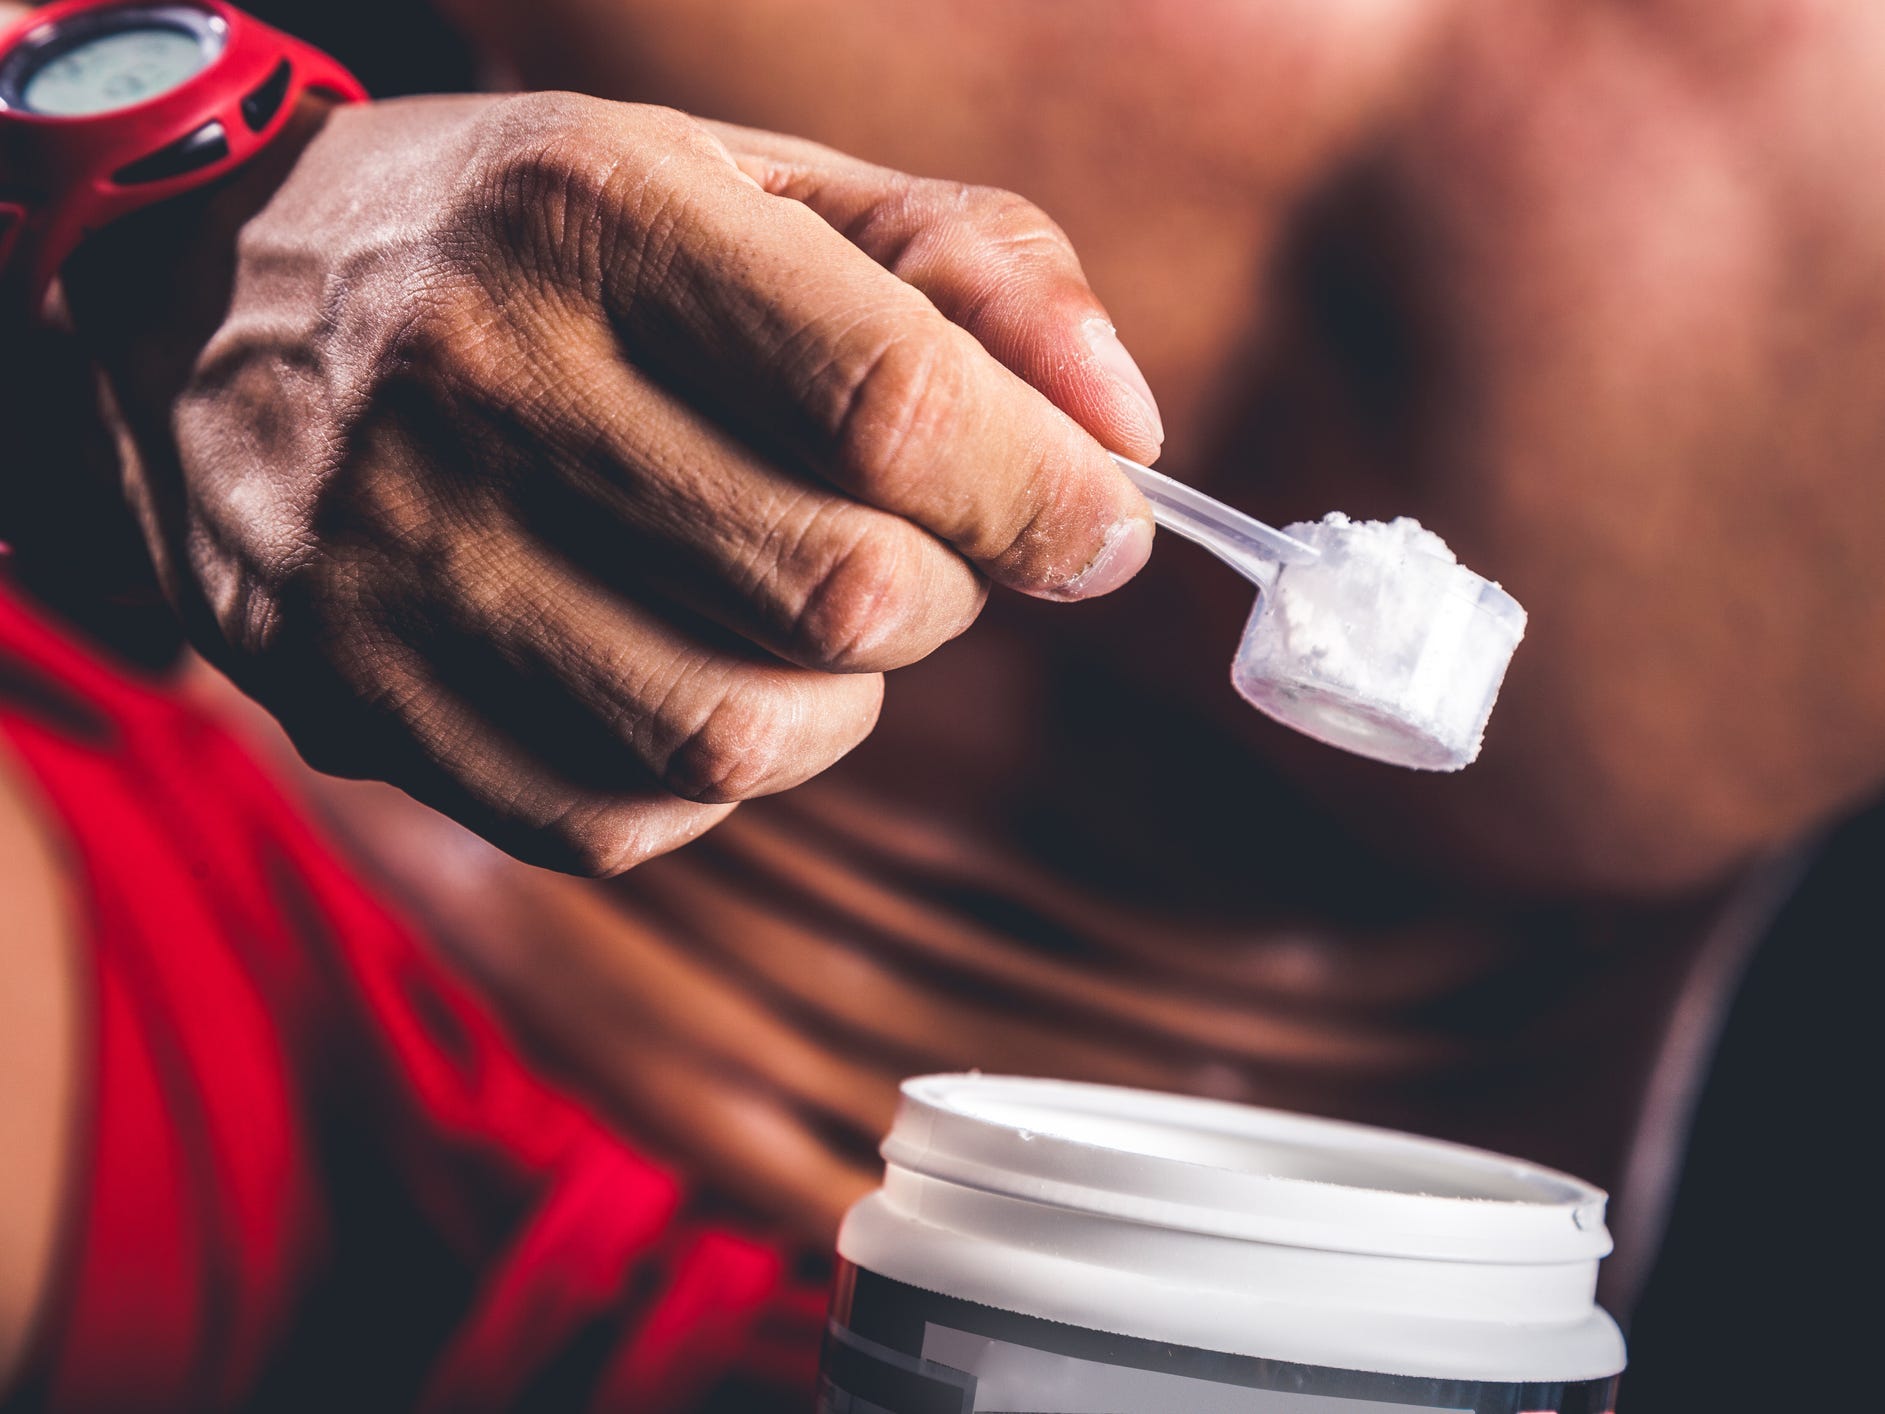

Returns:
0,743,81,1398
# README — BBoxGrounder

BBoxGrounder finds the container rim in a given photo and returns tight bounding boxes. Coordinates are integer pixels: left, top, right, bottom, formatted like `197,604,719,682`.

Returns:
884,1074,1612,1264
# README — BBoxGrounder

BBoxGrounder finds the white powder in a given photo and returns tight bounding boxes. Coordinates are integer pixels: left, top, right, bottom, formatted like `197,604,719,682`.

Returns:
1231,513,1526,771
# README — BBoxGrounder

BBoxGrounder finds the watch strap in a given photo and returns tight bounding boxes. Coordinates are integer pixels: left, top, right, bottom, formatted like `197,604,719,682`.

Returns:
0,0,366,317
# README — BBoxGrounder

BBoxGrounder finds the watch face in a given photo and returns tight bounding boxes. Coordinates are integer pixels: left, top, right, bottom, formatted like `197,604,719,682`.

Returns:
0,6,226,118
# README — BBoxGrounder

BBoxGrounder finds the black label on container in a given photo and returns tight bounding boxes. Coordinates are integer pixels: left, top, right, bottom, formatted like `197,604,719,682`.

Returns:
820,1264,1618,1414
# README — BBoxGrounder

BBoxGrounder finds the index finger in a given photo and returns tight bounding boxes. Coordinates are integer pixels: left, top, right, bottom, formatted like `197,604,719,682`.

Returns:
704,122,1164,465
595,121,1154,600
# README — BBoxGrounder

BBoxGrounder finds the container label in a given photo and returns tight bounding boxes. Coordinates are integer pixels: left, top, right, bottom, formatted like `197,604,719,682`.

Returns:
820,1265,1618,1414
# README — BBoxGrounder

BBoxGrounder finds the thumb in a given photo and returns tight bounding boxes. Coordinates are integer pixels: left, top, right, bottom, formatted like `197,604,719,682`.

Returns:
707,123,1165,463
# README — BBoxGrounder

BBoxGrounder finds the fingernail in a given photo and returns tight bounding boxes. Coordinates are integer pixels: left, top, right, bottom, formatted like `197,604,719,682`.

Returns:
1083,317,1164,448
1064,516,1155,599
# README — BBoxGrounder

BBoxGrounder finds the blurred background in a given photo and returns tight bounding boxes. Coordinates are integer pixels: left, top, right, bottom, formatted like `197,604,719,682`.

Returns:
6,1,1880,1408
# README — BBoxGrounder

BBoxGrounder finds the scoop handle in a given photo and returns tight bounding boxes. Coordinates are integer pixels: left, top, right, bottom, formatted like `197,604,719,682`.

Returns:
1110,455,1319,586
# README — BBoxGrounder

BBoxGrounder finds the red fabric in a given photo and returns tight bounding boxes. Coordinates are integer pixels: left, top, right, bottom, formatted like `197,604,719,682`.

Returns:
0,581,824,1412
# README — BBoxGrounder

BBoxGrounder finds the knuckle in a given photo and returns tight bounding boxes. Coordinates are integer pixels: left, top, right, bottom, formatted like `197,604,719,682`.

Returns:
467,95,628,285
204,564,287,666
827,328,965,503
662,681,799,805
534,807,648,878
961,184,1075,264
867,181,1076,294
618,101,704,147
371,284,528,436
380,281,498,386
976,185,1063,239
494,127,609,216
233,551,351,680
481,88,597,135
849,172,936,262
479,93,612,197
785,528,918,672
469,97,714,301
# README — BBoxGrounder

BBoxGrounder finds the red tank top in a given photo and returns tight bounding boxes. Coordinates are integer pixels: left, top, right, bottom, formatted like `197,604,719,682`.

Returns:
0,579,822,1412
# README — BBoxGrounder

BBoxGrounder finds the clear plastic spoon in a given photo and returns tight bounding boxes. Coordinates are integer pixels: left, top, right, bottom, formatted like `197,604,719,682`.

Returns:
1109,453,1319,587
1109,453,1526,772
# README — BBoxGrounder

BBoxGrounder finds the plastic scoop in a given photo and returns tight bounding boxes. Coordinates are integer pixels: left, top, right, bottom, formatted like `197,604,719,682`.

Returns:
1111,454,1527,771
1111,455,1321,584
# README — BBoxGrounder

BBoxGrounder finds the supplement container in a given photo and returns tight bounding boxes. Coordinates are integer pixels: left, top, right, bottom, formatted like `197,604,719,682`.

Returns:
823,1074,1623,1413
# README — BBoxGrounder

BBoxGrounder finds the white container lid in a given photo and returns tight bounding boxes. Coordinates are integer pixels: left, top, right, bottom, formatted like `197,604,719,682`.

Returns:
886,1074,1610,1265
843,1074,1626,1383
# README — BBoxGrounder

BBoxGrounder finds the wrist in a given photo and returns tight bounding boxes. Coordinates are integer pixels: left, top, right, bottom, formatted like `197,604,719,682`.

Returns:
62,92,336,367
27,92,336,669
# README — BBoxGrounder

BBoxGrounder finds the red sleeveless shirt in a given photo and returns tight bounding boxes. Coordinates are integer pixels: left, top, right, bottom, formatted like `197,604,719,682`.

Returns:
0,579,821,1412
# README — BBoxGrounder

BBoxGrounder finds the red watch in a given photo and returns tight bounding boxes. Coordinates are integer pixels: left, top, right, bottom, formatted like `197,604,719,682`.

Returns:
0,0,365,317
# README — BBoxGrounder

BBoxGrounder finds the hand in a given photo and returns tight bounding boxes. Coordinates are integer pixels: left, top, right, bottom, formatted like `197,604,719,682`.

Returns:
62,92,1161,873
523,0,1885,892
